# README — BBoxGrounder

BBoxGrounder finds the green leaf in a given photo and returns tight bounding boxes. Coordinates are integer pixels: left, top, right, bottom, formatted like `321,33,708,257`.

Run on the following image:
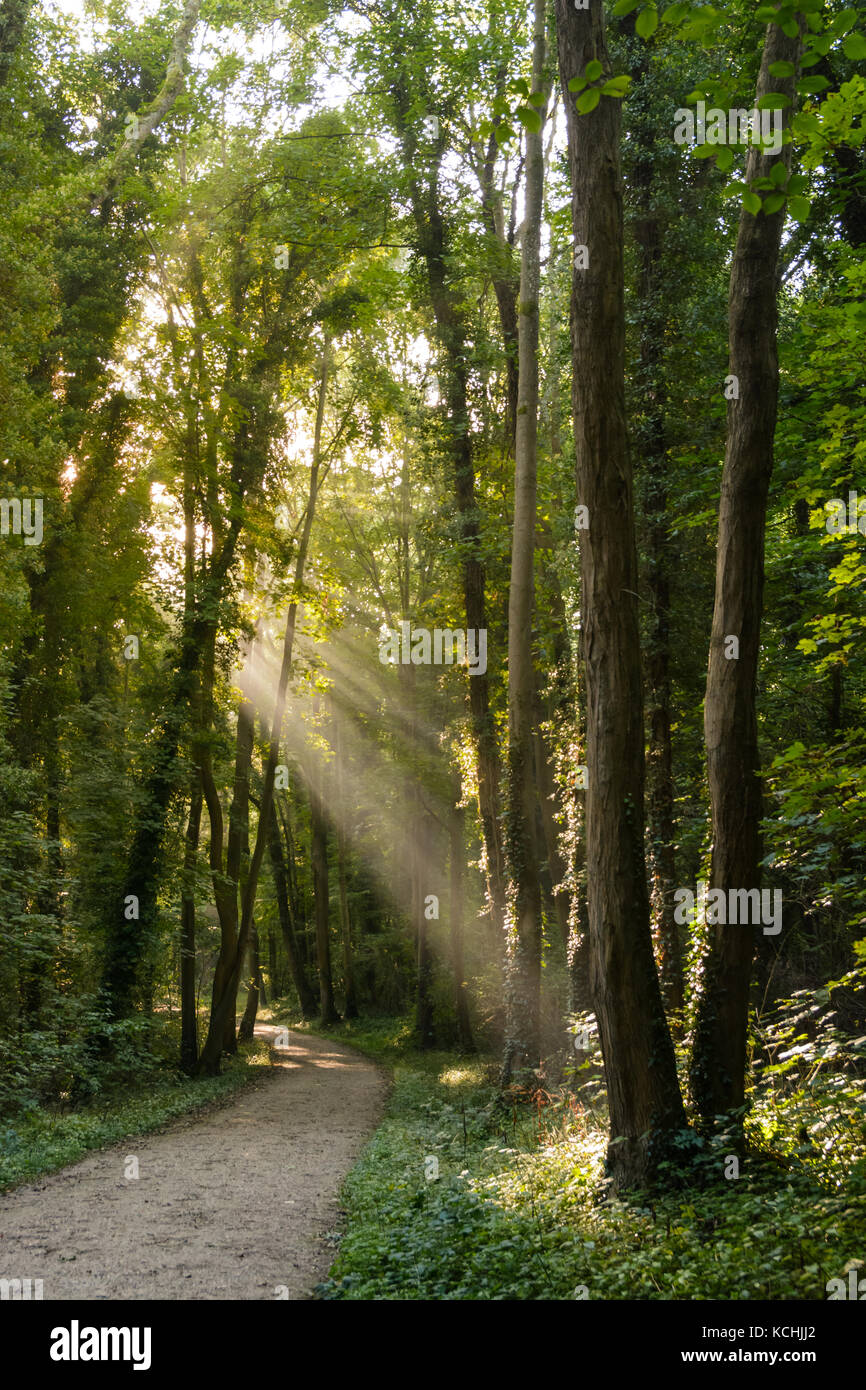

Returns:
830,9,857,36
635,6,659,39
568,75,588,93
787,173,808,195
601,75,631,97
715,145,734,172
586,59,603,82
763,192,786,214
515,105,542,134
769,160,788,185
661,2,688,23
493,123,515,145
769,61,795,77
799,49,823,68
758,92,789,110
788,195,811,221
843,33,866,60
797,76,830,94
743,190,762,214
576,87,601,114
612,0,640,13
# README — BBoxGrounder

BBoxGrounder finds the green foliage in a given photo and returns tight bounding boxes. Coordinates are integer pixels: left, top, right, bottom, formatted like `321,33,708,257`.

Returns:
316,1022,866,1300
0,1030,268,1191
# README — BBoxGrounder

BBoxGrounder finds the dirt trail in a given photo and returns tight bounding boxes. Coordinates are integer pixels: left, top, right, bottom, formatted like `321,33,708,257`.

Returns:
0,1027,385,1300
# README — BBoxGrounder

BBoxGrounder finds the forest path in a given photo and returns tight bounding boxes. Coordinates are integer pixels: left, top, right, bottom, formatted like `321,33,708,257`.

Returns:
0,1026,385,1300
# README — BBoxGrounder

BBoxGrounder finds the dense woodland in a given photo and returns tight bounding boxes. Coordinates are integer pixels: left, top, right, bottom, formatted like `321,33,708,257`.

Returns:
1,0,865,1300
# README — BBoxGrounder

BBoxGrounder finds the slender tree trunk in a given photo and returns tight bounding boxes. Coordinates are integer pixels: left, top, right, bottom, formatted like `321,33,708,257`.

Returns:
237,924,260,1042
555,0,686,1187
627,29,683,1018
449,803,475,1054
502,0,547,1084
414,809,436,1049
267,799,317,1017
689,16,803,1123
180,776,202,1073
334,725,359,1019
311,738,340,1026
390,80,507,956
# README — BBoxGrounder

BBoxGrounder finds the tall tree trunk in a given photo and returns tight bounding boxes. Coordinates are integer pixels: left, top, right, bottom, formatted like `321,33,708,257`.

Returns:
555,0,686,1188
689,16,803,1123
414,809,436,1049
449,803,475,1054
334,723,359,1020
502,0,547,1083
180,776,202,1074
267,798,317,1017
311,737,340,1026
390,78,507,956
627,26,683,1019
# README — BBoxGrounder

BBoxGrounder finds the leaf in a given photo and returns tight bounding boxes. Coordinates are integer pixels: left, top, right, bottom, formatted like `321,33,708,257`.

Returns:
797,76,830,94
787,173,808,195
515,105,542,134
635,6,659,39
715,145,734,171
493,123,515,145
577,88,601,114
758,92,789,110
743,190,762,214
568,76,588,93
843,33,866,60
601,75,631,97
769,160,788,185
612,0,640,12
586,59,603,82
788,195,811,221
763,192,786,214
769,61,795,77
831,9,858,37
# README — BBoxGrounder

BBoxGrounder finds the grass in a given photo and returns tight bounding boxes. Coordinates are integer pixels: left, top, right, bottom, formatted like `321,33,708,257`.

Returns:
269,1010,866,1301
0,1033,271,1192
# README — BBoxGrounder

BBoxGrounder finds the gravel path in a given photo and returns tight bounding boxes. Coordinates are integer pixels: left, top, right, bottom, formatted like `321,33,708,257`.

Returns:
0,1026,385,1300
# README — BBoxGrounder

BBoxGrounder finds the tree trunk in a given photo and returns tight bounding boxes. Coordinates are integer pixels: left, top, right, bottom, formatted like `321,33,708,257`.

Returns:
311,741,340,1026
267,798,317,1017
390,77,507,956
502,0,547,1084
627,24,683,1019
555,0,686,1187
180,776,202,1073
449,804,475,1054
689,16,803,1123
